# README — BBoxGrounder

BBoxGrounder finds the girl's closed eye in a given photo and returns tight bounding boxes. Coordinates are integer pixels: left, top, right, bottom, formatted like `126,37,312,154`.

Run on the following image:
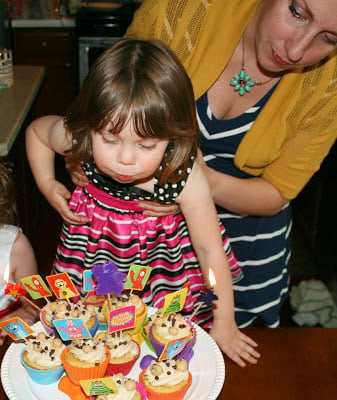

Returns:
101,133,119,144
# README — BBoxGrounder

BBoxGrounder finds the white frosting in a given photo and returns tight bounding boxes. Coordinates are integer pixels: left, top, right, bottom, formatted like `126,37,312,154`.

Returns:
103,332,139,360
43,300,95,325
153,313,192,340
69,339,106,364
97,375,140,400
109,293,143,313
24,334,66,368
143,359,189,387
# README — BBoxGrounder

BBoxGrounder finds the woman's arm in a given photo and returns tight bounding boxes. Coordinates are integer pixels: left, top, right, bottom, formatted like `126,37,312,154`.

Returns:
177,159,260,366
205,163,289,216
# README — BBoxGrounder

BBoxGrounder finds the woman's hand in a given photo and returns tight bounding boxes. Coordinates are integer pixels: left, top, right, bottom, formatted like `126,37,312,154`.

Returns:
40,178,89,225
137,200,179,216
65,157,89,187
210,320,260,367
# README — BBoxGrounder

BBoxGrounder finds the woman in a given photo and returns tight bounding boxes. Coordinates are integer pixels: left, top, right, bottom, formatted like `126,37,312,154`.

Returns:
124,0,337,335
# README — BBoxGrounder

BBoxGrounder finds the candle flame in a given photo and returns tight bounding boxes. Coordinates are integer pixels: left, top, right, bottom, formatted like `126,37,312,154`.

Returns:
3,264,10,284
209,268,216,288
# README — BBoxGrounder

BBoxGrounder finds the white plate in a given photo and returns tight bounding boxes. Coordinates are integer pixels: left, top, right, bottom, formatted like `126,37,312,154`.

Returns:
1,321,225,400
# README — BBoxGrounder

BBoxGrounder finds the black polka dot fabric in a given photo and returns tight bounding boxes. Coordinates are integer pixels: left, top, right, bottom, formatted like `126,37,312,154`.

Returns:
82,154,195,204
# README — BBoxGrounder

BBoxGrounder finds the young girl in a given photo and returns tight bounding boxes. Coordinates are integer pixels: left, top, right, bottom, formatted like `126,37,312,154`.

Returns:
26,38,259,366
0,161,39,346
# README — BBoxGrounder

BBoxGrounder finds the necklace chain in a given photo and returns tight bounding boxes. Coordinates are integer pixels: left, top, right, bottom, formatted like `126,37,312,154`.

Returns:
230,33,273,96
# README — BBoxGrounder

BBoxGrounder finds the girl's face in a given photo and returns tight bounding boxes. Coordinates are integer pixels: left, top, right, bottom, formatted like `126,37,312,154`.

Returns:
92,119,169,184
255,0,337,72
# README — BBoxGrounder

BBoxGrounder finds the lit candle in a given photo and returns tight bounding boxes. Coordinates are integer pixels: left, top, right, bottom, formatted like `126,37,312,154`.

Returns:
189,268,218,321
3,264,41,312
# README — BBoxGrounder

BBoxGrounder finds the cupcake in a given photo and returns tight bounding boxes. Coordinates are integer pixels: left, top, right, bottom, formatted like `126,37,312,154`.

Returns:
20,332,66,385
103,292,147,341
141,308,162,353
148,312,196,361
51,301,98,341
103,331,140,376
61,338,110,385
79,295,107,331
93,373,147,400
139,358,192,400
40,299,69,334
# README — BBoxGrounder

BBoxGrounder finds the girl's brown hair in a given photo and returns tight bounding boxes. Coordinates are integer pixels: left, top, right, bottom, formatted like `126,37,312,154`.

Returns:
65,38,199,184
0,161,19,226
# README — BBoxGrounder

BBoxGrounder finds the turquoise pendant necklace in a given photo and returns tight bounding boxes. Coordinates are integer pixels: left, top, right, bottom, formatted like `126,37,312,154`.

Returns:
230,34,273,96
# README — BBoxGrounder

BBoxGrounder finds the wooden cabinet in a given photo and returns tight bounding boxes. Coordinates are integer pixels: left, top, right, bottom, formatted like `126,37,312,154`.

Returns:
12,27,79,117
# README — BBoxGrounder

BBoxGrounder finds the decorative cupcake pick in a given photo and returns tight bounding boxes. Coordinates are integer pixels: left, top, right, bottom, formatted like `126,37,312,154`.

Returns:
92,260,126,312
21,274,52,304
3,264,42,312
0,316,34,341
189,268,218,321
124,264,152,292
80,377,118,396
46,272,79,301
53,318,92,341
92,260,126,297
161,283,189,317
92,260,137,333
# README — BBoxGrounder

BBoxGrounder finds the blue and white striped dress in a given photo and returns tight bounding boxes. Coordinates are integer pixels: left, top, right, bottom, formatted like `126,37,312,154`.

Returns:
197,88,291,328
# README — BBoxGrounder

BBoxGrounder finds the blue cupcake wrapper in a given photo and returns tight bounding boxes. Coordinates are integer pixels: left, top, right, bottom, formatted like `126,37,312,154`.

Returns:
20,350,64,385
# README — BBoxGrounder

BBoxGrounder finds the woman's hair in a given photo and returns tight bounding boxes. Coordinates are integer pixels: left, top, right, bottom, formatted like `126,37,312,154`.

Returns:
65,37,199,184
0,161,19,226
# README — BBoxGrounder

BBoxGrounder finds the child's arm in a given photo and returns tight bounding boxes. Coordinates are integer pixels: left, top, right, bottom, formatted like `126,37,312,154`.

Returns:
177,156,260,367
26,116,89,225
0,232,38,346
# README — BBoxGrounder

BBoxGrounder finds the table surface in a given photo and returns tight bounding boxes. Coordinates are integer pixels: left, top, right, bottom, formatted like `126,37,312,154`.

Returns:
0,327,336,400
0,65,45,156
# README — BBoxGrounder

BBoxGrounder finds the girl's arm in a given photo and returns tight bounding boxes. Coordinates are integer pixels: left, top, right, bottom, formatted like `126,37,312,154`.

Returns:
0,232,39,347
177,157,260,367
26,116,89,225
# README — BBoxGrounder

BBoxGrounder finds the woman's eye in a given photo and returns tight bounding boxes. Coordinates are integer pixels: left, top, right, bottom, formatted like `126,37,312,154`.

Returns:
289,2,302,20
323,34,337,46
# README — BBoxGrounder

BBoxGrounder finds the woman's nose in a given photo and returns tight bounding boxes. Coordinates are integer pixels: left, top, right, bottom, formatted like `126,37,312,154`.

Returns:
286,34,313,63
117,145,136,165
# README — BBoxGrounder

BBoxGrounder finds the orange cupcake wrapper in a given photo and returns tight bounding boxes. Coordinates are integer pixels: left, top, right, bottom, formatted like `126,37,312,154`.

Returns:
61,346,110,386
139,370,192,400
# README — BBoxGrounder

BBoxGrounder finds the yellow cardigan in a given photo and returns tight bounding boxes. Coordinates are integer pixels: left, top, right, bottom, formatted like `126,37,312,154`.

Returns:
127,0,337,199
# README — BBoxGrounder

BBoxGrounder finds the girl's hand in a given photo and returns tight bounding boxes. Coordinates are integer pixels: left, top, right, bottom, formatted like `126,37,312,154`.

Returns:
40,179,89,225
210,321,261,367
138,200,179,216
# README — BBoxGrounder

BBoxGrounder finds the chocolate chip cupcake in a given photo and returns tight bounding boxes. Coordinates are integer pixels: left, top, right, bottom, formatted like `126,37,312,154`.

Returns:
61,338,110,385
20,332,66,384
139,358,192,400
103,331,140,376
